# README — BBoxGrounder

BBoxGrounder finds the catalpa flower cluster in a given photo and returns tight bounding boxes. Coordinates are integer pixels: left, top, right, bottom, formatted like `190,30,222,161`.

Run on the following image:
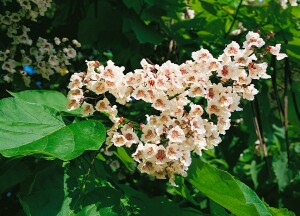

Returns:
67,31,287,185
0,0,80,86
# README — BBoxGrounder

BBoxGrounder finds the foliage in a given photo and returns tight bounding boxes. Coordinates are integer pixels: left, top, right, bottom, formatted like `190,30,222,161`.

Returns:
0,0,300,215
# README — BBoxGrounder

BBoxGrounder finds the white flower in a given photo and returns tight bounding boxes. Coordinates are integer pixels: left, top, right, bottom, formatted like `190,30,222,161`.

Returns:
208,59,222,72
189,103,204,117
243,31,265,48
67,99,80,110
64,47,76,59
132,87,149,101
111,133,127,147
67,89,83,100
167,126,186,143
228,93,242,112
143,144,158,159
132,143,145,162
217,117,231,135
122,129,139,147
68,73,83,89
90,80,107,95
190,117,206,134
206,101,224,117
48,55,59,66
155,75,170,91
81,102,95,117
236,69,252,85
206,83,224,100
141,125,160,143
95,98,111,112
218,53,231,63
242,84,259,100
72,39,81,47
2,59,16,73
166,144,183,160
268,44,288,60
224,41,240,56
206,131,222,149
54,37,61,45
192,48,213,61
289,0,298,6
217,62,239,80
186,8,195,19
138,160,157,174
217,92,233,108
194,136,207,156
248,62,270,79
103,60,125,82
188,83,206,97
155,145,168,164
152,95,170,111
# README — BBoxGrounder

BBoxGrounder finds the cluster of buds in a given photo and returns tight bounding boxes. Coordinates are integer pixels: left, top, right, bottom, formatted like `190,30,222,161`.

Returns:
0,0,80,86
67,31,287,185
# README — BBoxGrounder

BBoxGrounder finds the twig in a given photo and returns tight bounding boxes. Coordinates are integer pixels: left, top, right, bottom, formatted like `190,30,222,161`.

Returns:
224,0,244,38
85,150,101,176
251,100,270,175
271,56,284,123
284,57,290,163
287,60,300,122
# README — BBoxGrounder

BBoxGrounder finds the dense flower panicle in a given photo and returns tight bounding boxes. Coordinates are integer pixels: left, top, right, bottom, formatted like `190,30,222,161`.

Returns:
0,0,80,86
66,31,287,185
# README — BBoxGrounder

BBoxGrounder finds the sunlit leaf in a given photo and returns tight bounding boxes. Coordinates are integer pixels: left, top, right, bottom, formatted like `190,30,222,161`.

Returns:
0,97,106,160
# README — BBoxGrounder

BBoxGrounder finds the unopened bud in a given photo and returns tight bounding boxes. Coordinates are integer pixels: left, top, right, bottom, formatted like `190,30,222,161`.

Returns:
119,117,125,123
94,61,100,67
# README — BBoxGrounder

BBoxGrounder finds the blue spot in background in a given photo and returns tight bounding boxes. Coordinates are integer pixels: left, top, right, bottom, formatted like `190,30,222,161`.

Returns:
23,65,36,75
35,81,42,88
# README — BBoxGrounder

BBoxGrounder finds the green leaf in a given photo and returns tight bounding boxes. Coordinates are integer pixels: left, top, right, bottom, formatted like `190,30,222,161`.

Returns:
114,147,134,171
9,90,67,111
250,160,262,189
170,177,198,206
285,39,300,62
19,162,65,216
118,184,206,216
123,17,163,44
187,159,294,216
122,0,142,14
0,158,31,194
0,97,65,150
210,200,229,216
272,152,291,191
0,97,106,160
19,160,125,216
268,207,296,216
9,90,80,115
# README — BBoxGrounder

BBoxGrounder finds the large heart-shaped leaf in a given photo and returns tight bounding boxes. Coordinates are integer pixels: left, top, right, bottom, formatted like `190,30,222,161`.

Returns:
187,159,295,216
0,97,105,160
